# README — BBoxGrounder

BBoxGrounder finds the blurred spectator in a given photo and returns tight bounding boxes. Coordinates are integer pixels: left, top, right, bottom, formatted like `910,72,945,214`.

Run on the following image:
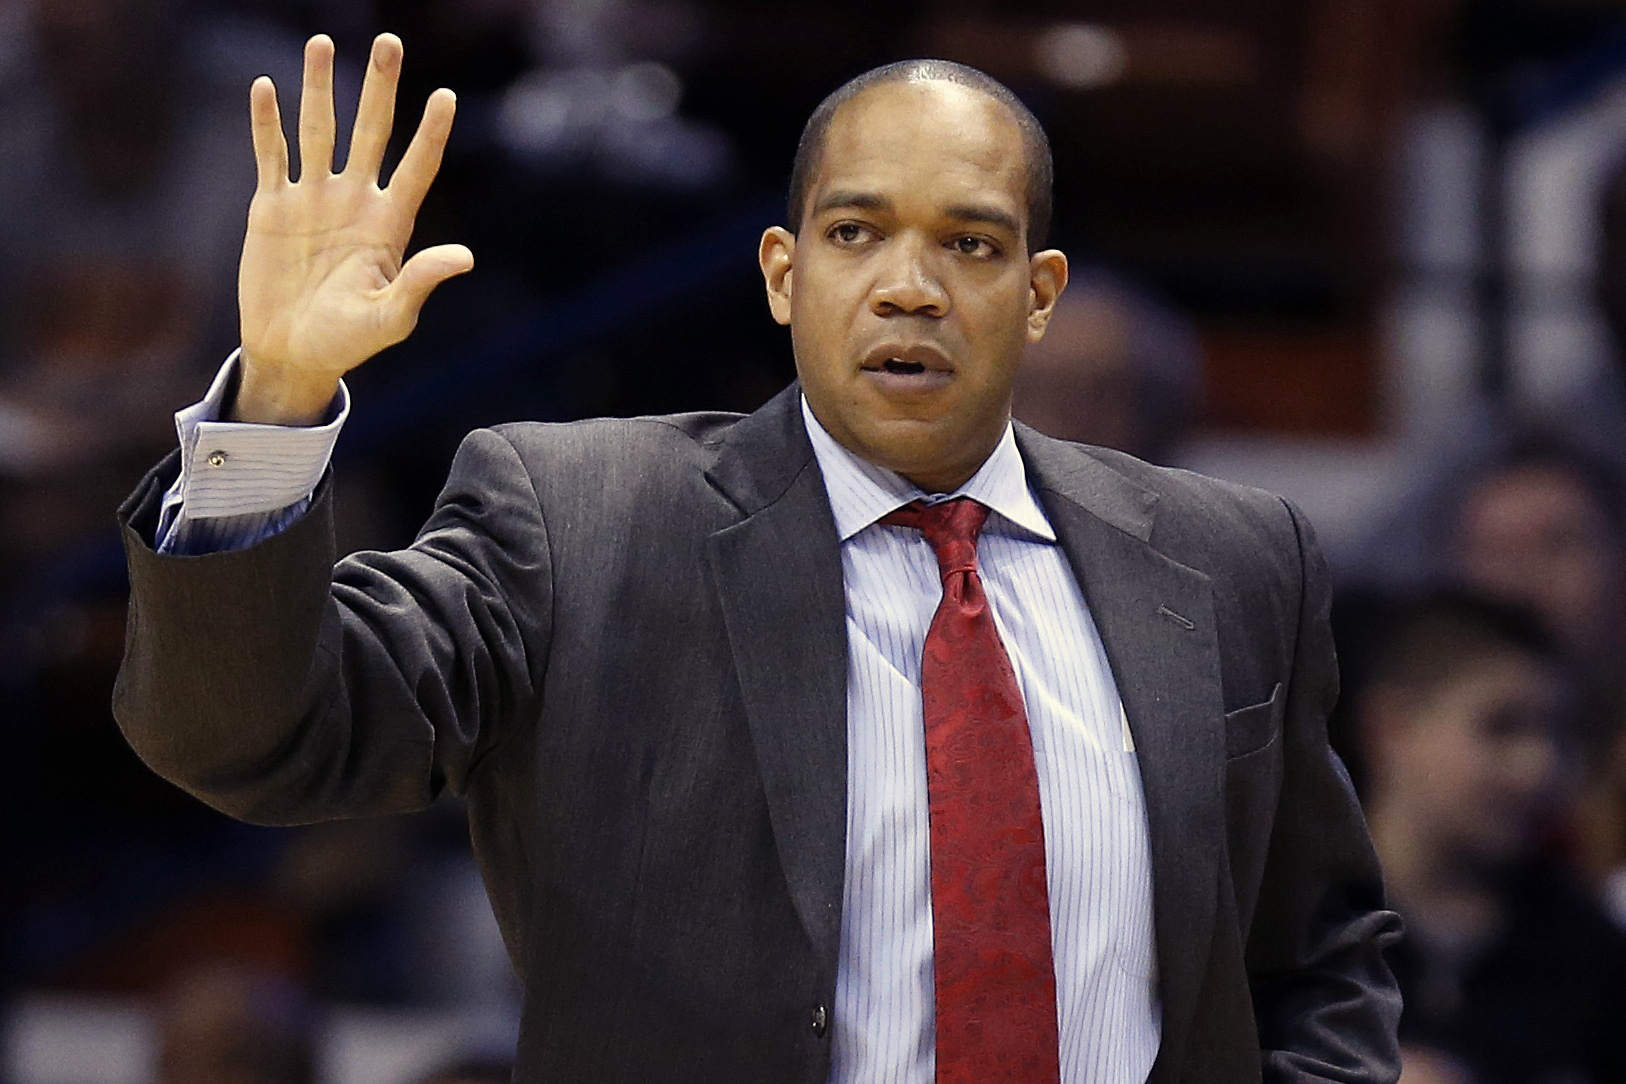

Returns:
153,962,315,1084
0,0,311,859
0,0,317,576
0,1,362,1003
1441,438,1626,924
1011,269,1203,465
1357,591,1626,1084
1447,439,1625,665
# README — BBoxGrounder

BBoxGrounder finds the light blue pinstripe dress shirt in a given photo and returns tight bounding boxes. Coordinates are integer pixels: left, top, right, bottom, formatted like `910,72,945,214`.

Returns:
159,357,1162,1082
800,399,1160,1084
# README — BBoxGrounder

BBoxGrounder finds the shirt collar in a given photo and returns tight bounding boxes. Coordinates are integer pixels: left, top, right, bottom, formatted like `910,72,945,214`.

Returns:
800,394,1056,544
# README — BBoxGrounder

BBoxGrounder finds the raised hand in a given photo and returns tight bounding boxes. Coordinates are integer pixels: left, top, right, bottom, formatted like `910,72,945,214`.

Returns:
234,33,472,425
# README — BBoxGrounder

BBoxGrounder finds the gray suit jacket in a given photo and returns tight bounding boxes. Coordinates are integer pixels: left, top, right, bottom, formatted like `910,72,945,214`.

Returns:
115,383,1401,1084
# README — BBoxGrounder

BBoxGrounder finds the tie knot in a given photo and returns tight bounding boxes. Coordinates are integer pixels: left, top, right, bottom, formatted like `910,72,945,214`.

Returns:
880,497,990,579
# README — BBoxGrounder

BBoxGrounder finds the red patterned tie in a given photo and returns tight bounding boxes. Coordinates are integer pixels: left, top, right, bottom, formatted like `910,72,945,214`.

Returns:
880,497,1061,1084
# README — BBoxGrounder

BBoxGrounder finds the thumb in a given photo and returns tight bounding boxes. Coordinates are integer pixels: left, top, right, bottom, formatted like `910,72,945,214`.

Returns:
383,243,474,330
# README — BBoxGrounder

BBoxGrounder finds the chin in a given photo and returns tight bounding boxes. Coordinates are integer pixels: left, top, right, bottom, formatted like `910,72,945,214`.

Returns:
853,421,955,470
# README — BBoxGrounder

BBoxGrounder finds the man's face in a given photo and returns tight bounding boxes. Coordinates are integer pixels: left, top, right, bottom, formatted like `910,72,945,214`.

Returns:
1376,654,1562,866
1455,464,1622,653
759,80,1067,492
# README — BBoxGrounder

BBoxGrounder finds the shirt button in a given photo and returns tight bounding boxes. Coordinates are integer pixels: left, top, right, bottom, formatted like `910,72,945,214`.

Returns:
206,450,228,468
810,1004,827,1037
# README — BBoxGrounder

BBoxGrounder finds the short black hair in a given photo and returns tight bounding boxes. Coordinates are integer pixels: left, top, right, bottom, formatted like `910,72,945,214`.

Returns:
1368,590,1560,700
1464,430,1626,542
786,60,1054,252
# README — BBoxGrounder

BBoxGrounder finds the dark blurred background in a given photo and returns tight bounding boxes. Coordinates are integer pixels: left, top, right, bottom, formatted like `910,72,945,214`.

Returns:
3,0,1626,1081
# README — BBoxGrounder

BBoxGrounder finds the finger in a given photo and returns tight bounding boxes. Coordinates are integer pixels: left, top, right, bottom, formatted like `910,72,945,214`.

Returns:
249,76,289,191
297,34,337,180
345,33,402,182
387,88,456,218
380,243,474,332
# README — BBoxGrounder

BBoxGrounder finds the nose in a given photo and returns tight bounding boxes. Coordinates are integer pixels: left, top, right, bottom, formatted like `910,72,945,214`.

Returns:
871,234,949,318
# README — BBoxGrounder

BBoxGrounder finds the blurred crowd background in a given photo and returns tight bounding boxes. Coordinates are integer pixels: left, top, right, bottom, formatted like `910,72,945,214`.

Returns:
3,0,1626,1081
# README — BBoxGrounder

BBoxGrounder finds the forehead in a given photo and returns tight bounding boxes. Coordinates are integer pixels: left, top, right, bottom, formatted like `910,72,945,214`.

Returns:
812,80,1029,215
1463,464,1608,530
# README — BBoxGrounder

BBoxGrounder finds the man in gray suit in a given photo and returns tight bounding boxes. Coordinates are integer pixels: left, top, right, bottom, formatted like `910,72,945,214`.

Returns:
115,32,1402,1084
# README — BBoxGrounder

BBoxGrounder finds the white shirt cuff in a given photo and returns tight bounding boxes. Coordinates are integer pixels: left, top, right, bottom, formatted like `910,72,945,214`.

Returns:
165,350,350,520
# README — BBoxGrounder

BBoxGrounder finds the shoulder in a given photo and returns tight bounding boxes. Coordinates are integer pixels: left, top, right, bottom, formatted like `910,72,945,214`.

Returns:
431,412,756,538
1026,431,1308,572
1101,445,1303,553
1022,434,1332,713
442,412,747,497
487,411,746,467
1021,431,1320,673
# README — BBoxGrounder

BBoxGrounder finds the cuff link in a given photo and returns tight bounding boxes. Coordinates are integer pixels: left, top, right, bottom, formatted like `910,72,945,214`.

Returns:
205,450,228,468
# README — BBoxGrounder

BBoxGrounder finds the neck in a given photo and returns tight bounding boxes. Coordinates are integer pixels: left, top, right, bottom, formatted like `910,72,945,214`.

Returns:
882,423,1007,496
901,462,983,495
798,393,1009,496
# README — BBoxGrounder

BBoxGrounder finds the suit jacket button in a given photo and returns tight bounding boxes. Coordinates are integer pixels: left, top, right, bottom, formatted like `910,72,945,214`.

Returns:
811,1004,828,1037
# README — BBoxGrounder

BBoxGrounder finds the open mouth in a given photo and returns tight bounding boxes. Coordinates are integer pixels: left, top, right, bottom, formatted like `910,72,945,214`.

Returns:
859,343,954,395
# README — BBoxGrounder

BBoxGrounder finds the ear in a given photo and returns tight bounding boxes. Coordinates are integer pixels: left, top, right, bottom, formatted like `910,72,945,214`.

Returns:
1025,248,1069,342
760,227,796,327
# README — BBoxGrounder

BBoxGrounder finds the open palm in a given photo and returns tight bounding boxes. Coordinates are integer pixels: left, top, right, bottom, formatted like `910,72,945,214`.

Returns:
237,34,471,424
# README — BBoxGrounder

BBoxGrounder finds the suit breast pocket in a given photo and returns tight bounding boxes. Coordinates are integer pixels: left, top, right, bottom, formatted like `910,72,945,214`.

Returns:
1224,682,1284,759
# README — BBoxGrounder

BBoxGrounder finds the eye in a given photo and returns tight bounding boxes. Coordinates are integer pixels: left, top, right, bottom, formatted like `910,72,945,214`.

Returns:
951,235,998,258
828,222,877,246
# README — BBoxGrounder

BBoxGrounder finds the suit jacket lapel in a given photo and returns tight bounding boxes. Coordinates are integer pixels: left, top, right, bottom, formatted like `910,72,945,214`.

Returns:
701,400,1227,1070
1016,425,1224,1084
704,386,849,979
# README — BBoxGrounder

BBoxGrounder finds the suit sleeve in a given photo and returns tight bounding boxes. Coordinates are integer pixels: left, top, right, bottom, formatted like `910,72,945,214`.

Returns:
112,427,552,826
1248,499,1404,1084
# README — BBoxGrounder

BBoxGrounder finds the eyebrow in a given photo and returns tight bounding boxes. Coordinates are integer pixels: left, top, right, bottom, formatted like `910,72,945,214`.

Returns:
809,190,1023,238
943,202,1022,237
810,190,892,218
